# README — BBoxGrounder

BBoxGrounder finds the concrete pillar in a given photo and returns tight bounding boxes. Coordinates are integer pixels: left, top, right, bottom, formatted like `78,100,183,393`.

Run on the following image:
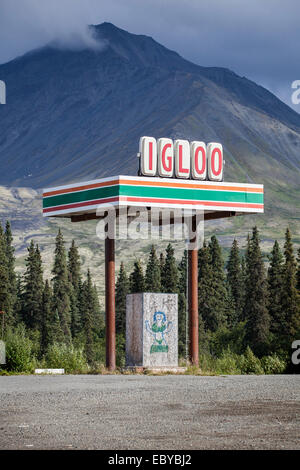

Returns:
126,293,178,369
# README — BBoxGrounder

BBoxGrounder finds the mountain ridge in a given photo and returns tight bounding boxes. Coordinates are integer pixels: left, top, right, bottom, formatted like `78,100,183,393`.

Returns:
0,22,299,203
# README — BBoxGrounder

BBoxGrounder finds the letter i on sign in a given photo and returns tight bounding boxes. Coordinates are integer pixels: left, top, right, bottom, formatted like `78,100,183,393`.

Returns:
174,140,190,178
158,138,174,177
139,136,157,176
207,143,223,181
191,141,207,180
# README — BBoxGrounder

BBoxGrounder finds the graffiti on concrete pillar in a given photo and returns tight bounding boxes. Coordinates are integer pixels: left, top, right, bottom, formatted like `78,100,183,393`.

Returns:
145,311,173,353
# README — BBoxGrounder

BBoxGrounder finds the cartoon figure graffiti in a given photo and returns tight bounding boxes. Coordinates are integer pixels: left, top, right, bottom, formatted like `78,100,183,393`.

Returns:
145,311,173,353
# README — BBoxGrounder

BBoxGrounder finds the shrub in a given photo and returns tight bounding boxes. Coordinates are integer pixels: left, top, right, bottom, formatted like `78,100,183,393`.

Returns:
88,362,107,374
198,352,216,374
210,322,246,356
116,334,125,368
185,364,202,375
44,343,88,373
261,354,287,374
4,324,36,373
238,346,264,375
214,349,241,375
196,350,241,375
92,337,106,364
28,329,42,359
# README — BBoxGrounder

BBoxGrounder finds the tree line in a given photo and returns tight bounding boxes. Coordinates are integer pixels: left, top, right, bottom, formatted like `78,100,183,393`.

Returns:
0,221,299,369
0,224,103,363
116,227,300,363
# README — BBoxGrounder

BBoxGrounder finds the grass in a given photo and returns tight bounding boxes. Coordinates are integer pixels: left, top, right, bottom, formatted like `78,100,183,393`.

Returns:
1,326,288,376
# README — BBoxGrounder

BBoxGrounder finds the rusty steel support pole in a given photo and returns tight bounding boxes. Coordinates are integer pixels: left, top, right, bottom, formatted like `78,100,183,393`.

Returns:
188,215,199,366
105,227,116,371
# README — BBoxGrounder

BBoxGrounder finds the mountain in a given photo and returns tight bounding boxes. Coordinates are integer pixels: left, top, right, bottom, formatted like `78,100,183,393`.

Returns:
0,23,299,232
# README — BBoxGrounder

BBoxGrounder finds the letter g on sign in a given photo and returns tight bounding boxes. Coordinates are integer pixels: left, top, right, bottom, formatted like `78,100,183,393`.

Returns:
158,138,174,177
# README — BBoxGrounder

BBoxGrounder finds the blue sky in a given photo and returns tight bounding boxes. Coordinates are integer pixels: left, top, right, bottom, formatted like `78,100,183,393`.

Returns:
0,0,299,111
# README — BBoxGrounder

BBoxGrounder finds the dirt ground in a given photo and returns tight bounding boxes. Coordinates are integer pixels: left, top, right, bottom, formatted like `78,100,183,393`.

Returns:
0,374,299,450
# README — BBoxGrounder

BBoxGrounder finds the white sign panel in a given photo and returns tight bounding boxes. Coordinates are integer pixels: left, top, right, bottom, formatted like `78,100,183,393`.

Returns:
139,136,157,176
207,143,223,181
158,138,174,177
174,139,190,178
191,141,207,180
139,137,224,181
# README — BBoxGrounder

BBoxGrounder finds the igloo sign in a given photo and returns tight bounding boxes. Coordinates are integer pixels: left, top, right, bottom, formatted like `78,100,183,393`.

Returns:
139,136,224,181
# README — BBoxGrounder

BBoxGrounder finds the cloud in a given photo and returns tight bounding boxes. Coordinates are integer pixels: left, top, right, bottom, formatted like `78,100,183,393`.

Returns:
0,0,104,62
0,0,299,111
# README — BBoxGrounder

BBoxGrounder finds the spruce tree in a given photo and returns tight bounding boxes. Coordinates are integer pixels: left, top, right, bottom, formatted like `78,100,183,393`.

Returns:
208,235,227,328
129,260,145,293
92,283,104,334
115,262,129,335
68,240,81,338
77,277,85,332
41,280,54,354
14,274,23,324
5,221,16,323
267,240,284,348
68,240,81,291
159,252,165,285
296,248,300,292
161,243,178,293
243,227,270,356
0,224,9,326
81,270,96,363
281,228,300,346
52,309,64,344
198,238,228,333
198,239,226,332
51,230,72,342
145,245,161,292
241,255,247,311
22,241,44,331
226,239,244,324
198,241,217,332
178,250,188,357
69,286,81,338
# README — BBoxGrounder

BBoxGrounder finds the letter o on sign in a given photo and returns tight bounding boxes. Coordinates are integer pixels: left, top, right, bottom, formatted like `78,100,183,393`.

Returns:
207,143,223,181
139,136,157,176
158,138,174,177
191,141,207,180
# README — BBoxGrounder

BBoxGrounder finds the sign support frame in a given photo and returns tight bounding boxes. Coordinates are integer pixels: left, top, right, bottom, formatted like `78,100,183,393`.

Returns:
43,173,264,371
105,216,116,371
188,215,199,366
72,210,238,369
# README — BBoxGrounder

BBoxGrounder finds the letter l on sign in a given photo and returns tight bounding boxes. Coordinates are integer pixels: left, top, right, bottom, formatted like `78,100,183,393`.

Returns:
175,139,190,178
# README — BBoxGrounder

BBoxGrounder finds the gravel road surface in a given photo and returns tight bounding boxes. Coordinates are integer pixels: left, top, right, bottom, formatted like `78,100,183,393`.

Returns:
0,374,299,450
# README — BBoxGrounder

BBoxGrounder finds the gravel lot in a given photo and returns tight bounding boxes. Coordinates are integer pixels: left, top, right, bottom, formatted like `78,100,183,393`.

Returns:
0,374,299,450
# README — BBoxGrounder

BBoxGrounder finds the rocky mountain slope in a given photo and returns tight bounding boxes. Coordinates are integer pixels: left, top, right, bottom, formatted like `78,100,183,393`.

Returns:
0,23,299,192
0,23,299,284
